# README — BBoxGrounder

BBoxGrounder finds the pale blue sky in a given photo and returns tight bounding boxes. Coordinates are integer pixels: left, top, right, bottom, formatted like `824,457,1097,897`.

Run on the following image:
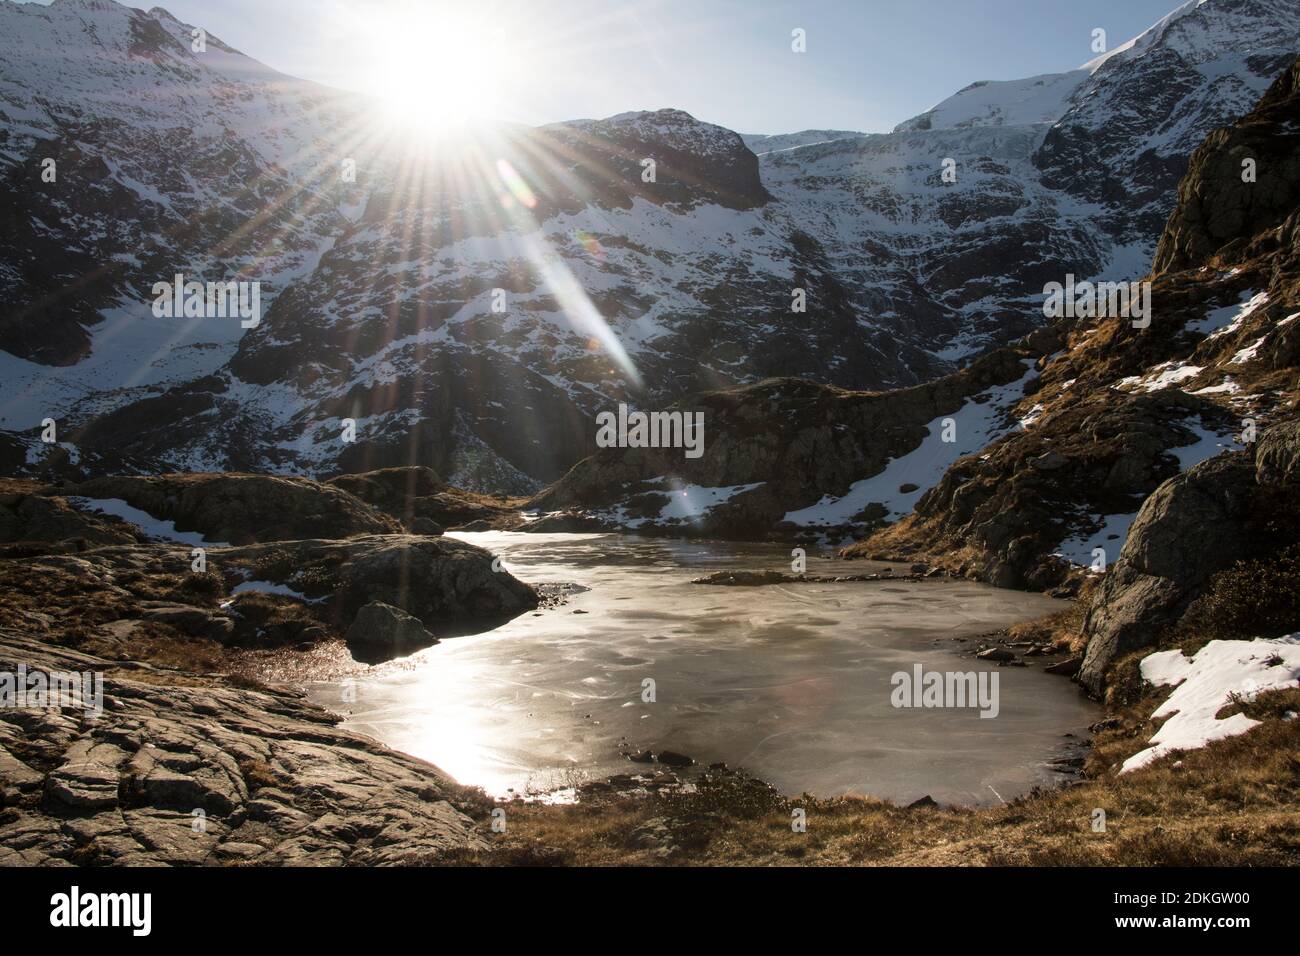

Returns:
23,0,1183,132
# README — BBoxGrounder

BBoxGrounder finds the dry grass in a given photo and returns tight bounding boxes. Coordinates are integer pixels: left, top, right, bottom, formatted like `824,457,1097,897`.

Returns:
1007,576,1097,654
460,713,1300,866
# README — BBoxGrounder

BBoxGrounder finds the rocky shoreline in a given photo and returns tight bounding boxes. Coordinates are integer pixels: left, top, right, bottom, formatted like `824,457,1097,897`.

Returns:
1,471,1296,865
0,629,492,866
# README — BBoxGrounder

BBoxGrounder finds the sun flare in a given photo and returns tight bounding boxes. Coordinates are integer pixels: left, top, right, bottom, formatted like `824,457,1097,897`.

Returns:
366,9,523,135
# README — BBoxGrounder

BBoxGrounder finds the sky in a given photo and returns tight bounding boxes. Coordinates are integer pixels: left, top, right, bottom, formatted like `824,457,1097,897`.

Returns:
23,0,1184,133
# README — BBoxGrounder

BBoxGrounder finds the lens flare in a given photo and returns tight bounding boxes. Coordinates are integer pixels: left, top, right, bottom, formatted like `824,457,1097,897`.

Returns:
495,158,538,209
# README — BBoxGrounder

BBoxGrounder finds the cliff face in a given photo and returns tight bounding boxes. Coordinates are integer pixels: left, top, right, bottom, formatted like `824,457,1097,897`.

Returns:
1153,57,1300,274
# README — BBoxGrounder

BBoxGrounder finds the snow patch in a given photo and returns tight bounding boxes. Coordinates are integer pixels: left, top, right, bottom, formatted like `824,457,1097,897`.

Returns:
1186,291,1266,337
1054,415,1238,567
66,497,229,547
1121,636,1300,773
784,363,1036,527
230,580,313,601
1053,512,1139,570
1117,361,1203,392
658,481,764,521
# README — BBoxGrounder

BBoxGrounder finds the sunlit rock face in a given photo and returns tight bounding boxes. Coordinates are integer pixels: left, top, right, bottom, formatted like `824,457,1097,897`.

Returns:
2,0,1297,490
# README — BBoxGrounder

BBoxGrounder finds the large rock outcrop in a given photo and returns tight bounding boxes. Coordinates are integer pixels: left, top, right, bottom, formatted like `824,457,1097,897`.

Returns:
0,486,140,551
66,473,402,545
1077,453,1258,694
1153,56,1300,274
0,631,489,866
1078,415,1300,695
1254,419,1300,486
855,388,1232,590
15,533,539,647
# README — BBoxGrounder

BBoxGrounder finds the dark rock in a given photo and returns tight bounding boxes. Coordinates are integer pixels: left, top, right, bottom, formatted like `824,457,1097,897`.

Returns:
1044,656,1082,676
521,512,614,533
223,534,539,629
1256,420,1300,487
1078,454,1256,695
345,601,436,652
656,750,694,768
0,629,488,866
65,473,400,545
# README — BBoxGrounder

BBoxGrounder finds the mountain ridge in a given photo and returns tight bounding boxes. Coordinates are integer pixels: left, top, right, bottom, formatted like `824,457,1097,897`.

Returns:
2,0,1297,491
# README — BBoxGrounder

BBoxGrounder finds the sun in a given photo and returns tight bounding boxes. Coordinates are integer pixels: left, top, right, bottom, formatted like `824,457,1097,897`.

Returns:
367,10,519,136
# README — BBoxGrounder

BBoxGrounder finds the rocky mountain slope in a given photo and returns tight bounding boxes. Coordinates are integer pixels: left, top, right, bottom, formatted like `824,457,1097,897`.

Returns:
0,0,360,390
534,47,1300,563
2,0,1296,490
855,53,1300,590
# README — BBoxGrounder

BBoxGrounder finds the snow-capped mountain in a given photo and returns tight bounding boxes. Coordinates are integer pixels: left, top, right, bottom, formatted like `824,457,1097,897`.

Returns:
2,0,1297,490
0,0,362,418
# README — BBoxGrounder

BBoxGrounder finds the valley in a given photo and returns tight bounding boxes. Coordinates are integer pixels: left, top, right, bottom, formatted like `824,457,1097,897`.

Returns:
0,0,1298,872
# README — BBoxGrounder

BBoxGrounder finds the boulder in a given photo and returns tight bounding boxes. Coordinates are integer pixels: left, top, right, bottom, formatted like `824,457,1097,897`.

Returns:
345,602,436,652
656,750,694,768
1255,420,1300,487
218,535,538,639
328,536,537,624
1078,453,1256,695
